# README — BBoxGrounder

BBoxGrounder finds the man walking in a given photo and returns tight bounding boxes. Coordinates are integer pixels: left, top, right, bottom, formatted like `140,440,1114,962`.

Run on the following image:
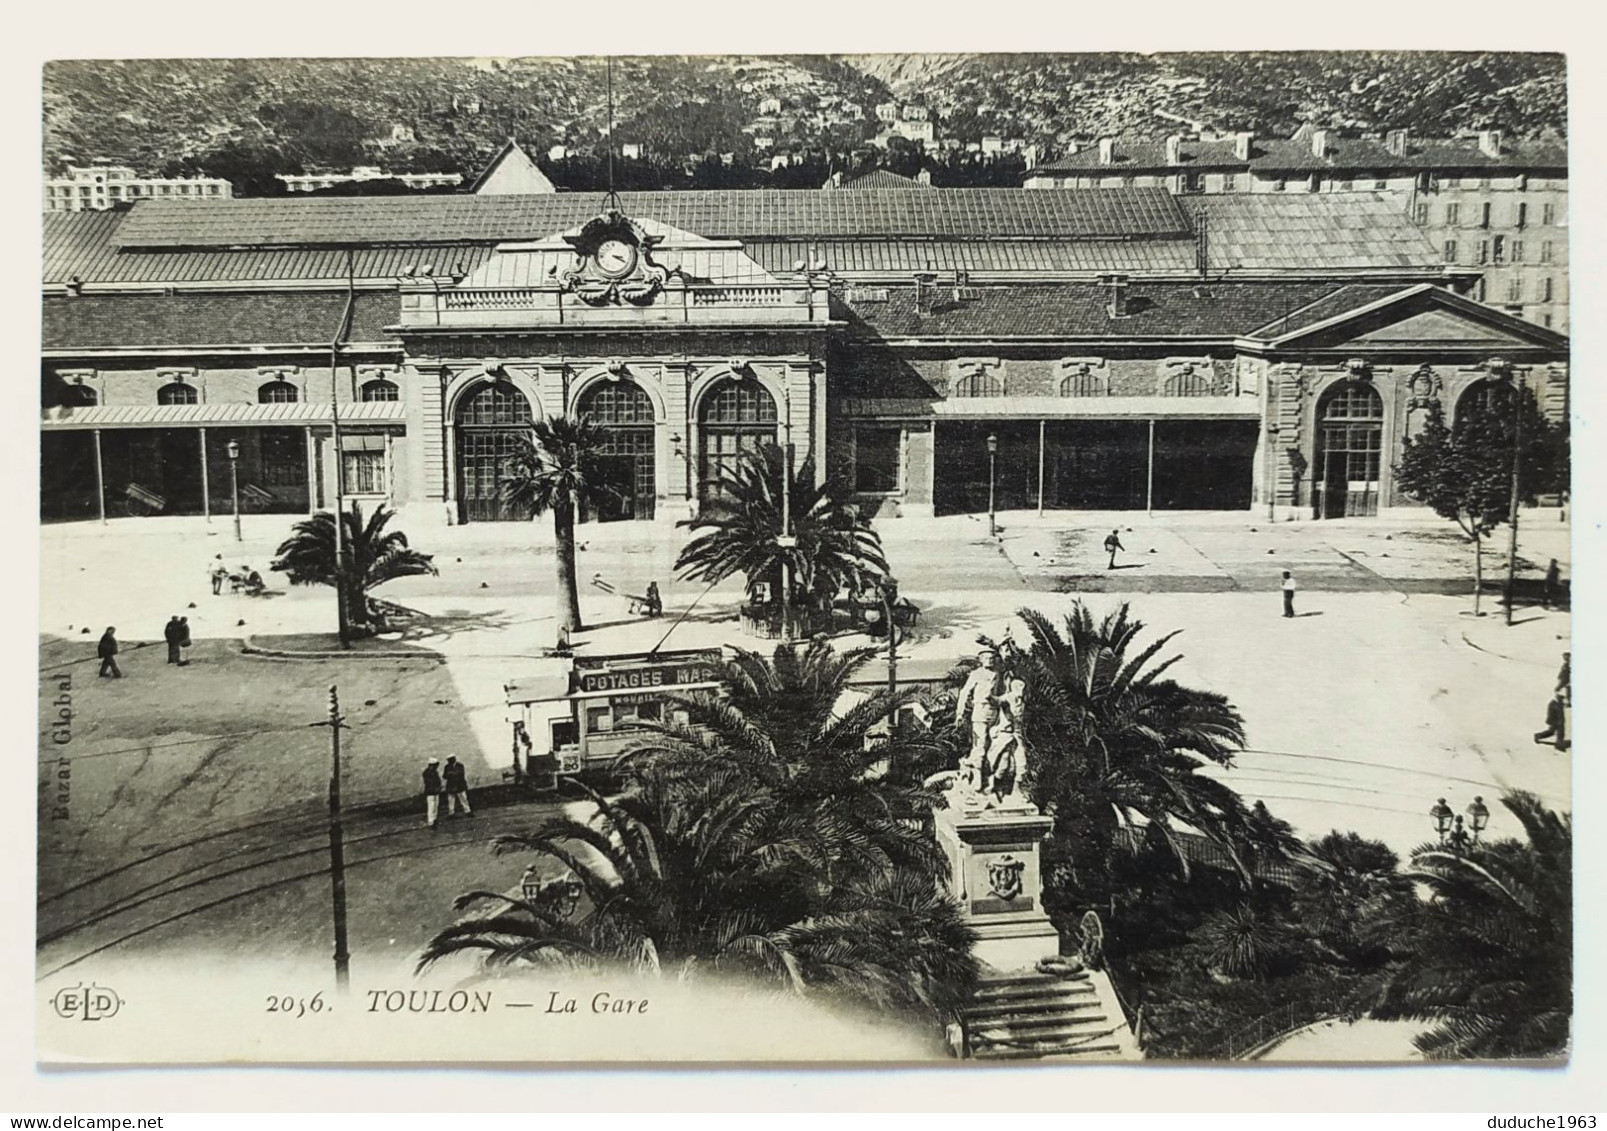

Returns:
209,554,228,596
178,616,192,666
97,627,121,679
443,756,473,817
1281,570,1297,618
1103,529,1125,570
164,616,184,664
1534,652,1571,751
422,758,443,829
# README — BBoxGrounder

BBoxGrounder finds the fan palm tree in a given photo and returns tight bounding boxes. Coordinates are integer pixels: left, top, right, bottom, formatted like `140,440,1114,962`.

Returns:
621,638,949,886
420,767,978,1022
1292,831,1413,964
1009,602,1252,900
676,443,887,637
1368,792,1571,1060
497,415,612,635
270,502,437,632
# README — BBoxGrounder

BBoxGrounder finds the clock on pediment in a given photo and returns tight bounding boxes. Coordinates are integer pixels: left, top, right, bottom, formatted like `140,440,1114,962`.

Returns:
560,211,670,306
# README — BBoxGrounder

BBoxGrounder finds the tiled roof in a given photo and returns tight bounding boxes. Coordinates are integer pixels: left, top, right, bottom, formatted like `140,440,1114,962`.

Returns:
43,291,402,351
44,210,493,285
837,280,1386,339
1031,136,1568,174
111,188,1192,248
747,238,1197,276
831,169,927,189
41,401,408,430
1241,284,1420,337
1187,194,1440,269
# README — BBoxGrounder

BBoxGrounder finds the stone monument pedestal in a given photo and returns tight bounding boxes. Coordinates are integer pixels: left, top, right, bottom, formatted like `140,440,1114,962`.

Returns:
934,798,1061,973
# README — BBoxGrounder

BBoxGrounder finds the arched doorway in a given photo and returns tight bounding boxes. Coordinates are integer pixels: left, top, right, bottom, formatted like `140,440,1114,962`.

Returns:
698,380,778,503
455,381,534,523
577,379,655,522
1314,380,1384,518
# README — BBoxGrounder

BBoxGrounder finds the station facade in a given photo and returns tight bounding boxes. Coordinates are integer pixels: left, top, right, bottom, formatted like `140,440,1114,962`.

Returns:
41,189,1568,526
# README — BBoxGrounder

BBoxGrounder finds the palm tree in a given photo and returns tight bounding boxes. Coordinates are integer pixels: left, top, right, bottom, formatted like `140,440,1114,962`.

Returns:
1292,831,1413,964
270,502,437,632
420,767,978,1022
676,443,887,638
1008,602,1253,901
622,638,949,885
497,415,612,635
1369,792,1571,1060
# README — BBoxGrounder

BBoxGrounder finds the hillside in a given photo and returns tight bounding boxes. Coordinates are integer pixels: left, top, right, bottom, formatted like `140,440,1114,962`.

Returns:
41,52,1565,195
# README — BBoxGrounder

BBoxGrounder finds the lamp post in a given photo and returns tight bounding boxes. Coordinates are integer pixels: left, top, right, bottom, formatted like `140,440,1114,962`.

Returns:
1430,797,1453,845
227,439,241,542
986,432,999,538
1467,796,1491,844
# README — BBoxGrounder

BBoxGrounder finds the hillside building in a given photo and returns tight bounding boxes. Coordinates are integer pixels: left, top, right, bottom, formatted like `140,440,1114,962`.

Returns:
43,165,231,212
41,189,1565,528
277,167,463,193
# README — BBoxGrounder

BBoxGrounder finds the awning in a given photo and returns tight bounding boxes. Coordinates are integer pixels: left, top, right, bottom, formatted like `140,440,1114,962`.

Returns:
837,396,1262,421
41,402,408,431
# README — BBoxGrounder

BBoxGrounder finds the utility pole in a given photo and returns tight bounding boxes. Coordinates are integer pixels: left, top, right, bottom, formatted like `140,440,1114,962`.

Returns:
882,580,898,737
330,248,355,649
313,685,351,990
1504,385,1524,627
778,440,795,642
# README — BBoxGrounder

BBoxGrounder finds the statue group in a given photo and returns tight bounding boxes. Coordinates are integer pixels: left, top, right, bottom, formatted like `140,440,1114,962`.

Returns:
952,646,1031,810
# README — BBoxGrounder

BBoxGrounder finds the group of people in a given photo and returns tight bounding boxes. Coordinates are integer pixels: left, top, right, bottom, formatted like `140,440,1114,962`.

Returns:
208,555,266,597
421,756,473,828
953,645,1029,808
163,615,193,666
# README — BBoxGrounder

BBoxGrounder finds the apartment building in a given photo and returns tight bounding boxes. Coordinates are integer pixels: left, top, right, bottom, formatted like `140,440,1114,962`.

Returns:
43,165,232,212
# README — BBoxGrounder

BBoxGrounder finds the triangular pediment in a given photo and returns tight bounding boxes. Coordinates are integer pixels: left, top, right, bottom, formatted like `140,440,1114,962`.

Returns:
1263,284,1569,353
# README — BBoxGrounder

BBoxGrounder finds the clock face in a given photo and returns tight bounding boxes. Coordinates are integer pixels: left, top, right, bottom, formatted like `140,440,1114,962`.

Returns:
595,238,638,278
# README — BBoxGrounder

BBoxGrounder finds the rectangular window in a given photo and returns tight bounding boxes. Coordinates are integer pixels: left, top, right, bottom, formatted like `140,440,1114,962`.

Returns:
1492,235,1506,263
342,448,386,495
1443,240,1458,263
1221,173,1237,191
1478,240,1490,265
1480,202,1492,228
1339,178,1353,190
1542,202,1556,225
854,428,902,494
1413,202,1429,224
1507,277,1523,301
1273,178,1286,192
1309,174,1321,192
1541,241,1554,263
1476,278,1487,302
1374,177,1387,189
1543,313,1553,328
1511,239,1524,263
1446,203,1460,225
1516,202,1527,228
1443,176,1460,189
1542,277,1554,302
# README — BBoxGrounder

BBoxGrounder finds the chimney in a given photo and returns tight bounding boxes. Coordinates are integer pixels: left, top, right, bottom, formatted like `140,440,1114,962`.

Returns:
1386,129,1410,157
1479,129,1504,158
1164,134,1182,165
64,275,84,297
913,271,938,314
916,168,932,185
1098,137,1115,165
1065,141,1079,156
1233,132,1254,161
830,170,844,189
1311,129,1330,158
1102,273,1130,319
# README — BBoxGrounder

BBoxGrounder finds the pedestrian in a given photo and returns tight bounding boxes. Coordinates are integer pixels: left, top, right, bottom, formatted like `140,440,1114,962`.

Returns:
422,758,443,829
1541,559,1562,609
178,616,192,666
443,756,473,817
97,626,121,679
1103,529,1125,570
1281,570,1297,618
1534,652,1571,751
164,615,183,664
644,581,663,618
208,554,228,596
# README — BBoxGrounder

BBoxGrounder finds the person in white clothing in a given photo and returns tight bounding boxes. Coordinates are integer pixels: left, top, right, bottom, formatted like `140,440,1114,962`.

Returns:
1281,570,1297,618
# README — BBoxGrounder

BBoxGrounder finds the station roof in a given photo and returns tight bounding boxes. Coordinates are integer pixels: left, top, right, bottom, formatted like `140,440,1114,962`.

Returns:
43,291,401,351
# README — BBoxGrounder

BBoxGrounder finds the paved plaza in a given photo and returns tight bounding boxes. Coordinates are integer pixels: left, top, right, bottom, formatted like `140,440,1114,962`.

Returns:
37,506,1573,974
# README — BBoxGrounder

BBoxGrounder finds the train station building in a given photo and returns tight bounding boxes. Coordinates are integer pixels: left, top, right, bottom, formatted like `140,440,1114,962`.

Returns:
42,188,1568,526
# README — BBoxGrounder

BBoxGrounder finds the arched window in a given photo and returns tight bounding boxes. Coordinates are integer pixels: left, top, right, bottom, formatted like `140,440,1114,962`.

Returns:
360,379,399,402
1457,378,1516,424
1059,370,1106,397
453,381,534,522
1161,367,1214,397
699,379,779,503
157,382,197,405
67,383,97,406
578,379,656,522
952,371,1005,398
258,382,299,404
1314,380,1384,518
457,381,531,426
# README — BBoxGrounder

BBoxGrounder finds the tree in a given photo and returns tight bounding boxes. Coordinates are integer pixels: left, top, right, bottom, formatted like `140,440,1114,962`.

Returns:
497,415,612,637
1292,831,1413,965
1007,602,1253,905
1369,792,1571,1060
676,443,887,638
421,759,978,1024
270,502,436,633
1394,388,1566,617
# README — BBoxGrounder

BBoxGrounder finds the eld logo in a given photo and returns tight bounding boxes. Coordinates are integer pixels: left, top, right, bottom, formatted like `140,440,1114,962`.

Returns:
50,983,122,1022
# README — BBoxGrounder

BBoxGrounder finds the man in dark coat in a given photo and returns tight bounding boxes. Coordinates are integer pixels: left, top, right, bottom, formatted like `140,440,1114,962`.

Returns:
422,758,443,829
97,627,121,678
443,756,473,817
164,616,183,664
178,616,192,666
1103,529,1125,570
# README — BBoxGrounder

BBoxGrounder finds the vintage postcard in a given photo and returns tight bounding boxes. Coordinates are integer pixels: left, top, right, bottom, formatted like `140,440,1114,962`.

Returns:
36,50,1572,1066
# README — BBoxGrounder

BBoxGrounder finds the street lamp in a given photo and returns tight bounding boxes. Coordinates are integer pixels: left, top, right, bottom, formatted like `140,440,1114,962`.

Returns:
986,432,999,538
226,439,241,542
1467,796,1491,844
1430,797,1453,844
